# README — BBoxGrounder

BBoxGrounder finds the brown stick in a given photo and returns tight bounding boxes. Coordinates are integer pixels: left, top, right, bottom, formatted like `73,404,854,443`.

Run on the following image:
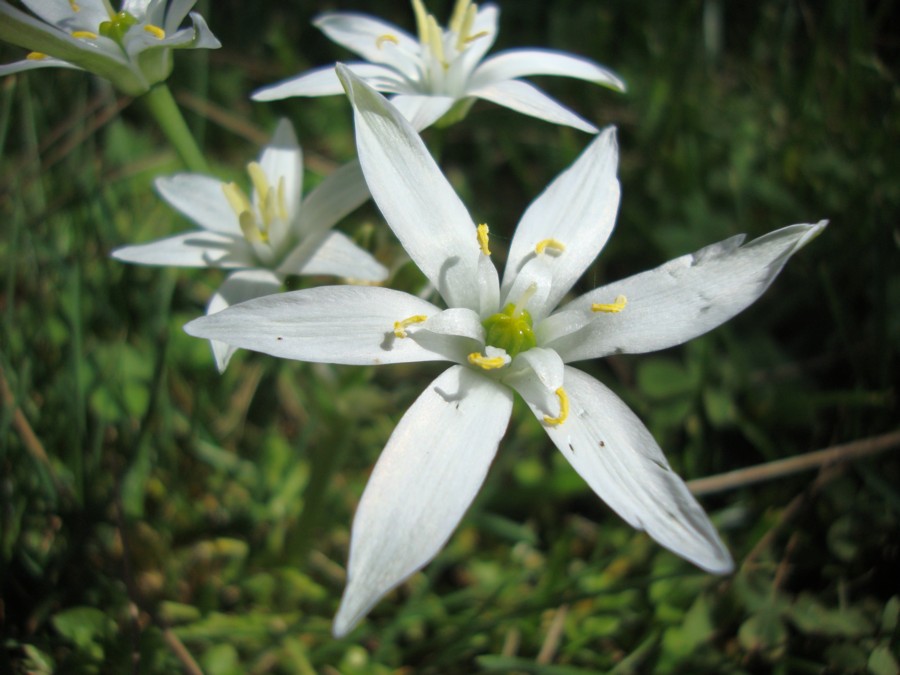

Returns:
687,430,900,496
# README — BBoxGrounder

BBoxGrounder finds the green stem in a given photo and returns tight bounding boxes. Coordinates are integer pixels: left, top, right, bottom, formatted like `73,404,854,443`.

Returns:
141,83,208,173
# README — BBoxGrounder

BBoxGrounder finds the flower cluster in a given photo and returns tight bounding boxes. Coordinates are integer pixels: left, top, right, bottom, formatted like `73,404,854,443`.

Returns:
2,0,826,640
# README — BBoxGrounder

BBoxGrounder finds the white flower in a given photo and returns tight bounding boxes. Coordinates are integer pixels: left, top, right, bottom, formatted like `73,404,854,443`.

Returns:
185,68,826,635
252,0,624,133
0,0,220,95
114,118,388,371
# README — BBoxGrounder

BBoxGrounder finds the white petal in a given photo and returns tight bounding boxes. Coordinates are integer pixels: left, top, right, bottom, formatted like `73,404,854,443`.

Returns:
389,94,456,131
155,174,241,235
449,4,499,79
541,221,828,362
530,366,733,573
468,79,598,133
0,56,83,75
471,49,626,92
184,286,452,365
21,0,107,30
333,365,512,636
411,307,485,363
258,118,302,228
504,347,565,419
338,66,483,312
207,269,282,372
111,231,252,268
288,230,387,282
251,63,399,101
163,0,196,32
297,160,369,239
501,127,620,316
314,11,419,73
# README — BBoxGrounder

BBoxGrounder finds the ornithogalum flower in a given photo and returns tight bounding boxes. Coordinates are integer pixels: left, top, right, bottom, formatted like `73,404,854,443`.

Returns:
252,0,624,132
115,118,387,371
0,0,219,95
185,68,826,636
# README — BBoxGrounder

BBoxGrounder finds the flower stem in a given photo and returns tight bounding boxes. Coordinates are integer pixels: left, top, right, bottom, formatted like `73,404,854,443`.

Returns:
141,84,209,173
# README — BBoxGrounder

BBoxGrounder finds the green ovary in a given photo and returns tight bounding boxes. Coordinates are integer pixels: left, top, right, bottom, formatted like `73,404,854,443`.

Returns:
482,304,536,358
99,12,138,43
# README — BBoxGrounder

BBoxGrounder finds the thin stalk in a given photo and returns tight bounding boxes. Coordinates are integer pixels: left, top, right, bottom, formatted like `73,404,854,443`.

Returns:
141,83,208,173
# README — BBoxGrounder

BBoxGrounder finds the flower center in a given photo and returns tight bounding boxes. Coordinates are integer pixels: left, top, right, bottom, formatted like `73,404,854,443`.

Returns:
482,302,536,359
221,162,288,249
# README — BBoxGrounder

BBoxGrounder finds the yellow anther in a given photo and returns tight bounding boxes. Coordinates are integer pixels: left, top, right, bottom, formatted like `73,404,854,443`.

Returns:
427,15,446,66
222,181,252,218
543,387,569,426
26,52,48,61
591,295,628,314
449,0,471,34
467,352,507,370
456,3,478,50
376,33,400,49
69,0,80,11
394,314,427,338
276,176,288,223
463,30,489,45
238,211,266,244
411,0,430,45
144,24,166,40
72,30,98,39
476,223,491,256
535,238,566,255
247,162,271,205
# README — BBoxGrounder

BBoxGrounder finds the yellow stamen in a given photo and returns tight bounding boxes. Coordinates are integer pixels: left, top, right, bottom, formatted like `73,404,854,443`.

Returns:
463,30,489,45
72,30,98,39
239,211,266,243
477,223,491,256
69,0,80,11
535,238,566,255
26,52,48,61
276,176,288,223
591,295,628,314
247,162,270,205
456,3,478,50
144,24,166,40
222,182,252,218
427,15,446,67
376,33,400,49
411,0,429,45
543,387,569,426
394,314,427,338
449,0,471,34
467,352,507,370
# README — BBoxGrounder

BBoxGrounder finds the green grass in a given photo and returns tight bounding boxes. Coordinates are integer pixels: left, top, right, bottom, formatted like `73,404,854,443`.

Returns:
1,0,899,672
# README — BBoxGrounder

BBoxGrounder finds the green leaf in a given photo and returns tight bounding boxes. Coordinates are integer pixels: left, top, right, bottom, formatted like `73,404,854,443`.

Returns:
51,607,114,662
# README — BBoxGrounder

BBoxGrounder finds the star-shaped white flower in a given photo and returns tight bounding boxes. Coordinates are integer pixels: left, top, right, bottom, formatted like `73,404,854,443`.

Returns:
114,118,388,371
185,68,826,636
0,0,219,95
252,0,624,132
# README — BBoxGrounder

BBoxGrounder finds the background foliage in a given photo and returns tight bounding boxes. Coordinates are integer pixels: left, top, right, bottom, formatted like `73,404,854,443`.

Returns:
1,0,898,672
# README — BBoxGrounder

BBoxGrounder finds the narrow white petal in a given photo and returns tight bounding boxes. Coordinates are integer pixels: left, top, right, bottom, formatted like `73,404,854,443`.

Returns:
469,79,598,133
297,160,369,239
471,49,626,92
164,0,196,33
389,94,456,131
501,127,620,316
207,269,282,372
258,118,303,225
251,63,398,101
314,12,419,68
338,66,483,312
530,366,733,573
0,57,83,75
111,231,252,268
333,366,512,636
542,221,828,362
183,11,221,50
504,347,565,419
411,307,485,363
155,174,241,235
288,230,387,282
184,286,452,365
21,0,107,30
452,4,500,77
